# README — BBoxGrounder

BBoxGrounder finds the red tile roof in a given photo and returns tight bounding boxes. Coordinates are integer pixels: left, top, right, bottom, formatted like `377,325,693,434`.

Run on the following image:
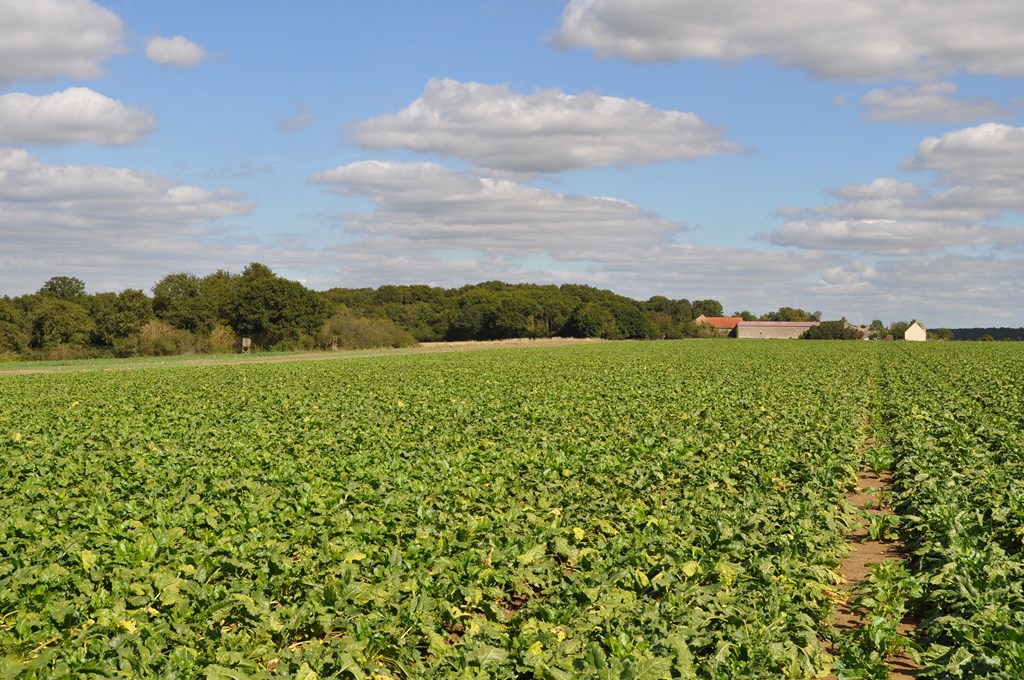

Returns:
700,316,743,329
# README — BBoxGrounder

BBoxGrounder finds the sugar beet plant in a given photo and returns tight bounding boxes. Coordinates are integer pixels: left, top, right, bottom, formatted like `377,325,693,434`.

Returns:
878,342,1024,677
0,341,878,678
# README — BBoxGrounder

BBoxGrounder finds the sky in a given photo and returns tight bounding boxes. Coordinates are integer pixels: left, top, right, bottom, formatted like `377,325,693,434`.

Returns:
2,0,1024,327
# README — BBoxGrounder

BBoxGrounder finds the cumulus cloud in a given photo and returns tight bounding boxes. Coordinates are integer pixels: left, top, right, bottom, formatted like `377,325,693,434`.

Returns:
812,254,1024,327
310,160,681,255
306,160,853,319
762,123,1024,255
306,158,1024,326
0,88,156,146
350,78,743,174
553,0,1024,81
829,178,922,200
766,219,1024,255
908,123,1024,188
0,0,124,83
311,232,837,321
0,148,251,227
862,82,1009,123
818,261,880,288
580,243,832,300
145,35,207,68
0,148,258,293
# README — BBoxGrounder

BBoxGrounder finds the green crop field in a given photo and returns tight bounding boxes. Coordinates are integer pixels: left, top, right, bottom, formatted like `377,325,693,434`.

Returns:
2,341,1022,678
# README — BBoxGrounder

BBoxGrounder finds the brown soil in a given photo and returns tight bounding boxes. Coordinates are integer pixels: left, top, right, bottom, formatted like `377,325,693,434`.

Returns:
823,469,921,679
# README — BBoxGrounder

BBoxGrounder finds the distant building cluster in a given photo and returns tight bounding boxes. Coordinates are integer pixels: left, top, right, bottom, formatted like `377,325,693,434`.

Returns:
695,315,818,339
695,316,929,341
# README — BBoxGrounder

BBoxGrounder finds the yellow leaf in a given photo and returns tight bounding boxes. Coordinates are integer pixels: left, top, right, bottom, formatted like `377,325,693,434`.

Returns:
681,561,699,578
81,549,98,571
344,550,367,563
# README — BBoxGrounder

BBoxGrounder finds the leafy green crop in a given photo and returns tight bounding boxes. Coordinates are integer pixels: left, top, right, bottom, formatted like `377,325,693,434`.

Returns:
876,342,1024,677
1,340,1018,678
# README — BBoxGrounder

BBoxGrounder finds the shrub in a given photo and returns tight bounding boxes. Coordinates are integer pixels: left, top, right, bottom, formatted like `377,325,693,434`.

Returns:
126,320,204,356
801,320,863,340
318,308,417,350
208,324,239,354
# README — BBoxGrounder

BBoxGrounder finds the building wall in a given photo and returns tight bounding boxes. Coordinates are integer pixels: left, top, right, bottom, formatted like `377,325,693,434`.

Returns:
904,323,926,342
736,324,815,339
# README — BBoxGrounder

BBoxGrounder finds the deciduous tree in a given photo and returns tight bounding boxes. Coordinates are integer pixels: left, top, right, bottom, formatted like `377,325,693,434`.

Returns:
39,276,86,301
28,298,94,349
229,263,329,348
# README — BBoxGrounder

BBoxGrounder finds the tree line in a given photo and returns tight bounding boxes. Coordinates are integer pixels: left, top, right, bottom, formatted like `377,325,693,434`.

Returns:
0,264,728,360
322,282,727,343
0,264,408,360
2,263,970,361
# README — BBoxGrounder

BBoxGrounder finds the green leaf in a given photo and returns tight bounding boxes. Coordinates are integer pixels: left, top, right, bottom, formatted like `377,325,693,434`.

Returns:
466,642,508,666
295,663,319,680
517,544,546,565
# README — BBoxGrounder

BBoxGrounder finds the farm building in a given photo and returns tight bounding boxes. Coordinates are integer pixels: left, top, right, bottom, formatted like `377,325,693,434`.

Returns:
695,315,743,337
904,321,926,342
736,321,819,339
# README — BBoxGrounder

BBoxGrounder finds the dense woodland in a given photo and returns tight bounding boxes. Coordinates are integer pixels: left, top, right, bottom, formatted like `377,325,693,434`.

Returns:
0,262,963,361
0,263,728,360
945,327,1024,341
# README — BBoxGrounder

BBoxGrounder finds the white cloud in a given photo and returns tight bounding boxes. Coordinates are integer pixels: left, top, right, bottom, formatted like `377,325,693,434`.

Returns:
554,0,1024,81
811,198,990,226
810,254,1024,327
909,123,1024,189
819,261,879,288
0,0,124,83
350,78,743,174
0,88,156,146
317,233,1024,328
829,178,922,200
310,160,681,256
311,233,837,321
0,148,258,293
579,243,832,301
762,123,1024,255
306,160,852,318
766,219,1024,255
0,147,251,226
862,82,1009,123
145,35,207,68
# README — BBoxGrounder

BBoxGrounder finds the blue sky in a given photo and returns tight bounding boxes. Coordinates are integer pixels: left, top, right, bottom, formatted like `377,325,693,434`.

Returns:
2,0,1024,327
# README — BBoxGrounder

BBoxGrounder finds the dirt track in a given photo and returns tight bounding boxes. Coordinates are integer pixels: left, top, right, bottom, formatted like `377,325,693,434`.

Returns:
0,337,604,376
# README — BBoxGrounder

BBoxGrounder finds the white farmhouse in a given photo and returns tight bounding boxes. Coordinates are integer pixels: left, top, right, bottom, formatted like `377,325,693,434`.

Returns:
904,321,926,342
